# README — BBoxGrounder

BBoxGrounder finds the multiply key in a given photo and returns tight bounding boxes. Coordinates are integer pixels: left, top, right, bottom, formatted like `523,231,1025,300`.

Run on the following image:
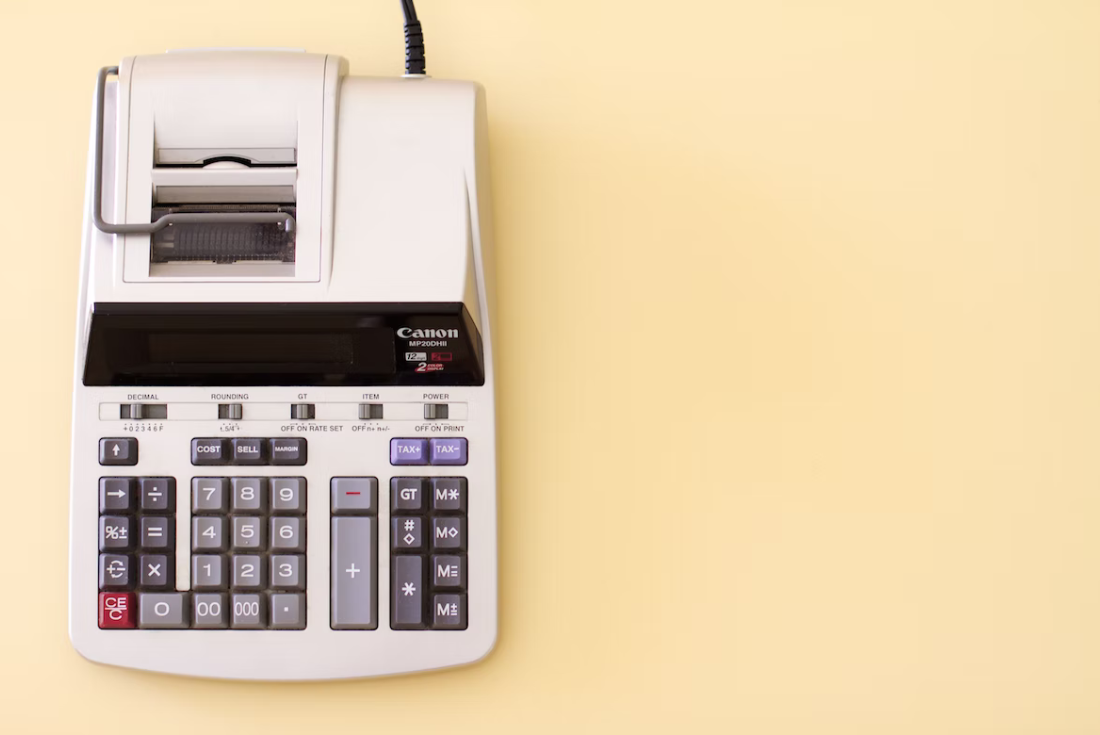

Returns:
139,554,173,590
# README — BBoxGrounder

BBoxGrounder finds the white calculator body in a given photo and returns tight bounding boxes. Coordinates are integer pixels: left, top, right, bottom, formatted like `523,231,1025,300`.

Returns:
67,51,498,680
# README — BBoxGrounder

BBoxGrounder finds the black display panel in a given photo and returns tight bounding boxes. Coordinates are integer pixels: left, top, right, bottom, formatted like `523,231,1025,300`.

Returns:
83,303,484,387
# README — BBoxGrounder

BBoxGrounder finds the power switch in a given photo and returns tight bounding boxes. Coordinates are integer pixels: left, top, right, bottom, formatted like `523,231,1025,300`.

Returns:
120,404,167,420
290,404,315,420
218,403,243,420
424,404,449,420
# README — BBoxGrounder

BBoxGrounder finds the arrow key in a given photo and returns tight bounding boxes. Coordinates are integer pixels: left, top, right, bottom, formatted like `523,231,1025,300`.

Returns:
99,478,136,513
99,438,138,466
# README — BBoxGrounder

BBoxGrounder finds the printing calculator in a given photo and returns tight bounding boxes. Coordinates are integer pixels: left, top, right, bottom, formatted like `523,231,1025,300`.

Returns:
67,42,498,679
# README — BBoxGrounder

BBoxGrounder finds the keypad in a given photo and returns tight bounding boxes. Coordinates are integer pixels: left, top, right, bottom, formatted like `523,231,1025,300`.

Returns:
389,476,469,630
97,471,179,629
193,476,307,630
94,433,476,637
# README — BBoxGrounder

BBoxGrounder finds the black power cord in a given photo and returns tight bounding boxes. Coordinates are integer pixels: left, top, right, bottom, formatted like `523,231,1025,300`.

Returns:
401,0,427,75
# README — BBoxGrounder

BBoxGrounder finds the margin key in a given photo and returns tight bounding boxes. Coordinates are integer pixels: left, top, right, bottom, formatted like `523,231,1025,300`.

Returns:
331,516,377,630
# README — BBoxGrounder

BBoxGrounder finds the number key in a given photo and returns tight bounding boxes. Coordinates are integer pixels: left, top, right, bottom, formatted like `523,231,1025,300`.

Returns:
192,478,229,513
192,516,227,552
232,555,265,590
231,593,266,629
270,517,304,552
231,477,267,513
192,554,228,590
271,478,306,514
232,517,265,551
193,592,229,629
270,554,304,590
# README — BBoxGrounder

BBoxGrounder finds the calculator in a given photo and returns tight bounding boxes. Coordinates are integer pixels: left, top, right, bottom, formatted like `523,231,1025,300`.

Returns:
68,50,498,679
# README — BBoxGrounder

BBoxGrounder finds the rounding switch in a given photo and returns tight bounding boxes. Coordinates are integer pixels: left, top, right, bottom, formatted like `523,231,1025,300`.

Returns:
218,403,243,420
290,404,315,420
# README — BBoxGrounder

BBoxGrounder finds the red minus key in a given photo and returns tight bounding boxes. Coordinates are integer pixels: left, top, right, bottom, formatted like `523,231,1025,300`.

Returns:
99,592,136,629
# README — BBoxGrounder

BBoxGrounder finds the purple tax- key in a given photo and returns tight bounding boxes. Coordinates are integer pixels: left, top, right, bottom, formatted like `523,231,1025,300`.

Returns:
429,438,467,466
390,438,467,466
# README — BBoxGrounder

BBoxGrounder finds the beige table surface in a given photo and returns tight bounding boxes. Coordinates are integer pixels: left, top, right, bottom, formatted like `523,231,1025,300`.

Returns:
2,1,1099,732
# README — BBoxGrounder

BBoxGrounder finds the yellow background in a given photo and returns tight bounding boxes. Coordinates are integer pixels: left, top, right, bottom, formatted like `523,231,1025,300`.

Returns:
1,0,1098,731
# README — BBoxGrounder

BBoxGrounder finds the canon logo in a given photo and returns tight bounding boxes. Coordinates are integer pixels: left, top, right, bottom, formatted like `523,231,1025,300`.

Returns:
397,327,459,339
